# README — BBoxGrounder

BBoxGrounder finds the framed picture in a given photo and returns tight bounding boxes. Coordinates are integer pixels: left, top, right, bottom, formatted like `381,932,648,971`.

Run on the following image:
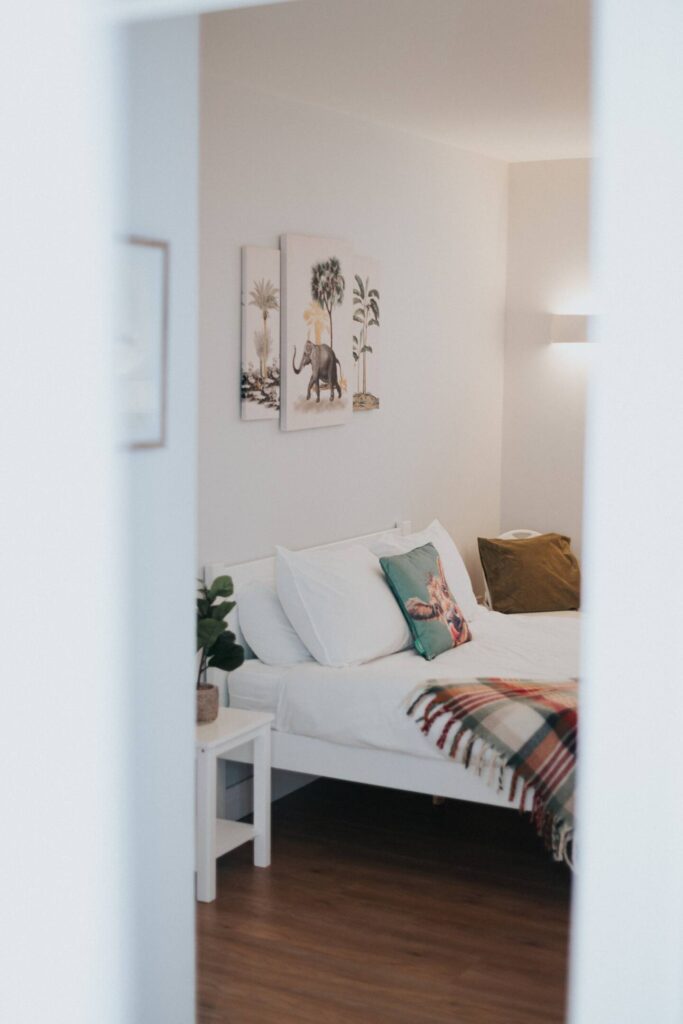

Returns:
352,255,380,412
117,236,169,448
280,234,353,431
241,246,280,420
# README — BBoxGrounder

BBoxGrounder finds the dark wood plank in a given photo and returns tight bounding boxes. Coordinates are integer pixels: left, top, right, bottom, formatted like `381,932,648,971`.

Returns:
197,779,570,1023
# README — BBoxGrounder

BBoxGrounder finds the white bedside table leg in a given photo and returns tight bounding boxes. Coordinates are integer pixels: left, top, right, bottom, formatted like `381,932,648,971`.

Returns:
252,728,271,868
196,749,217,902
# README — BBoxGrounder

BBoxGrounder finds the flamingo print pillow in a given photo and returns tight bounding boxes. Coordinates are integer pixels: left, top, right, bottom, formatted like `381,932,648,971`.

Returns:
380,542,471,660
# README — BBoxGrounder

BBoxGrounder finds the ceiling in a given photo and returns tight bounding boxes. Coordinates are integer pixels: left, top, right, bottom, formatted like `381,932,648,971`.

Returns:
203,0,591,163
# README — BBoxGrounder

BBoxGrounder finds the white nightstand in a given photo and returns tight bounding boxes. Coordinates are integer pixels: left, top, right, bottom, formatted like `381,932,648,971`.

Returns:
195,707,273,903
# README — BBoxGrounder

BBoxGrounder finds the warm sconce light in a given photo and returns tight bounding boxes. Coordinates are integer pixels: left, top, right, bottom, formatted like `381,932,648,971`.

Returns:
550,313,591,343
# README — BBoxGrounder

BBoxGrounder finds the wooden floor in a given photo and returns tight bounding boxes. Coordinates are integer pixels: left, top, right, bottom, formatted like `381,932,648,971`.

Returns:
197,779,571,1024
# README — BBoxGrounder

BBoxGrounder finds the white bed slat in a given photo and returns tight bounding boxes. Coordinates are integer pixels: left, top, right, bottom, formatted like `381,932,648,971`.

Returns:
228,730,532,811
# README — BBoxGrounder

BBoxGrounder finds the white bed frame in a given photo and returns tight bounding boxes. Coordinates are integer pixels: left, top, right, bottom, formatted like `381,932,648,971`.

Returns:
206,523,526,815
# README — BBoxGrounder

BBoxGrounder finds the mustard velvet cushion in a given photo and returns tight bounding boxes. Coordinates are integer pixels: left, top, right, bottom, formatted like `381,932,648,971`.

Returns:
478,533,581,614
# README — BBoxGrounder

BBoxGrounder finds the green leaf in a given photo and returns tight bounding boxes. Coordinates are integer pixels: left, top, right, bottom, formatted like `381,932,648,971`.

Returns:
208,575,234,601
208,631,245,673
211,600,235,621
197,617,224,653
205,629,237,658
196,597,210,617
209,649,245,673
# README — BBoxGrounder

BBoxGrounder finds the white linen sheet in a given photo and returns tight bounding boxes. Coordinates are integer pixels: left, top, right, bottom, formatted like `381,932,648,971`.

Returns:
228,609,580,762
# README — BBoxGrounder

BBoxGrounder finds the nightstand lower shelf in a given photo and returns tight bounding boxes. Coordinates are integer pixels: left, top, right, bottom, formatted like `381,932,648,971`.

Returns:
215,819,255,858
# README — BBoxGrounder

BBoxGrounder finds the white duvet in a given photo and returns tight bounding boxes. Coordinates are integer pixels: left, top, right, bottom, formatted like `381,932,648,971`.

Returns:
229,608,580,761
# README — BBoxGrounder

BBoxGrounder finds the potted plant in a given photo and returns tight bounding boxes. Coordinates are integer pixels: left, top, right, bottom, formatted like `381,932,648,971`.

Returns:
196,575,245,723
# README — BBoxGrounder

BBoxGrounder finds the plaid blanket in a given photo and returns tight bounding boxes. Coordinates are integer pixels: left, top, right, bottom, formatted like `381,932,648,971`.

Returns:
407,678,577,865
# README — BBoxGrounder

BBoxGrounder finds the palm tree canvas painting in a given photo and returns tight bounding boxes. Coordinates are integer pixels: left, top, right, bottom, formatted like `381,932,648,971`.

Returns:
241,246,280,420
280,234,353,431
352,256,380,412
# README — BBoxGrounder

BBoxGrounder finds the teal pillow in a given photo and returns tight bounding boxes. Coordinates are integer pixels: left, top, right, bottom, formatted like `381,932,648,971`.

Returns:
379,542,471,660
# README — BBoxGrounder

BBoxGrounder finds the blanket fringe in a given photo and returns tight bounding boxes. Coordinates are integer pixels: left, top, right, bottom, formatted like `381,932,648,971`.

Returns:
409,698,574,867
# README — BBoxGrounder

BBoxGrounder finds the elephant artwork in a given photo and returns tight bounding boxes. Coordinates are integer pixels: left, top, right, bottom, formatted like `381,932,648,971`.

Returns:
291,340,343,403
280,234,353,431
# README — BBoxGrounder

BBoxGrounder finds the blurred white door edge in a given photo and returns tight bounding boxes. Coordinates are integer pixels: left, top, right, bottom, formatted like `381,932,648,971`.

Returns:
0,2,129,1023
118,14,199,1024
569,2,683,1023
1,2,201,1023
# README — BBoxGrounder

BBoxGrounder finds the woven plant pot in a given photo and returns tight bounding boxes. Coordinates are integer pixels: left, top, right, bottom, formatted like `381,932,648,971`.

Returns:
197,684,219,724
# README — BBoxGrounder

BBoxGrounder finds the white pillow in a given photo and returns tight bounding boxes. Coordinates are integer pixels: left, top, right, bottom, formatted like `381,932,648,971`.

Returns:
371,520,479,622
275,544,412,667
238,581,313,666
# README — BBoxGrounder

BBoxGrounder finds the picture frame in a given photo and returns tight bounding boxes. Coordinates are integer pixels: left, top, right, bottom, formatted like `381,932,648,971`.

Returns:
117,236,170,449
241,246,281,420
280,233,353,432
352,255,380,412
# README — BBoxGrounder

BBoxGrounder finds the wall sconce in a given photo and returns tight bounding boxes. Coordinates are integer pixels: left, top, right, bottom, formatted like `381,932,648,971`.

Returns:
550,314,591,343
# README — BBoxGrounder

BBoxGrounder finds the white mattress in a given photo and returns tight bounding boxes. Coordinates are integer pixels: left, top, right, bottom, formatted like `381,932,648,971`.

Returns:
229,608,580,761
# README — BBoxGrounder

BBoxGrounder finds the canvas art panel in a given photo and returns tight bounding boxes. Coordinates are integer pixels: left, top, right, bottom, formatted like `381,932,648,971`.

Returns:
116,237,169,448
280,234,353,431
241,246,280,420
352,255,380,411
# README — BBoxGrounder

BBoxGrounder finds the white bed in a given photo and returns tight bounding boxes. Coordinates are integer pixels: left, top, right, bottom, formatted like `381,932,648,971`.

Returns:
208,524,580,812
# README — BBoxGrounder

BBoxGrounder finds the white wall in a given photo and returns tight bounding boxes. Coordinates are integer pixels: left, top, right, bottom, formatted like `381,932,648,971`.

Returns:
121,17,198,1023
501,159,590,556
199,44,509,588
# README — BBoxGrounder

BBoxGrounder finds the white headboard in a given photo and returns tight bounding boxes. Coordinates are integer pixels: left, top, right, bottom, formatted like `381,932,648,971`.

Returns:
205,521,411,656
